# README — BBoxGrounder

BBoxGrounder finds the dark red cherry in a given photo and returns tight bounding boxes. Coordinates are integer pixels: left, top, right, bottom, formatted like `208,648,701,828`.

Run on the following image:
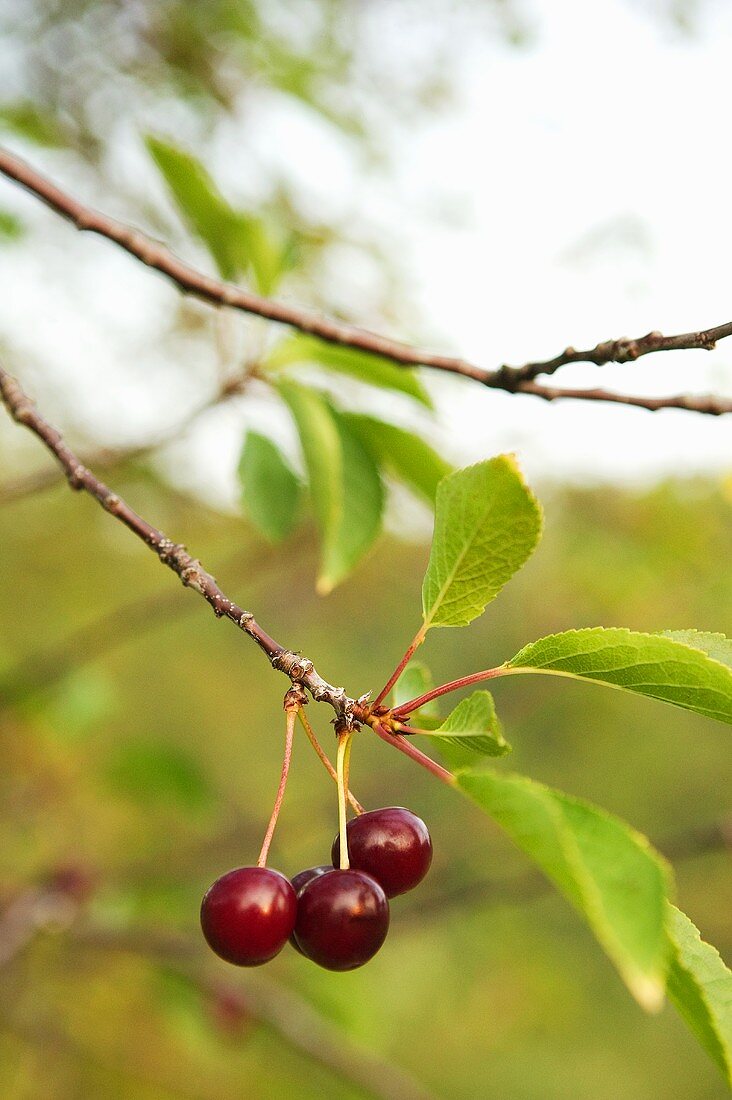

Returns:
200,866,296,966
289,865,333,954
291,865,333,895
293,869,389,971
331,807,432,898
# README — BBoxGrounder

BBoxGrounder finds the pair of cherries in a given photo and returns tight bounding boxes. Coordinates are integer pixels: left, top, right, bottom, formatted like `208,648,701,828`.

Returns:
200,807,432,971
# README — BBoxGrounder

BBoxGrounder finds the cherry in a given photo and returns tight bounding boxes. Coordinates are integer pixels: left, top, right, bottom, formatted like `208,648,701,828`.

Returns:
200,866,296,967
289,865,333,954
331,807,432,898
293,869,389,971
291,865,333,894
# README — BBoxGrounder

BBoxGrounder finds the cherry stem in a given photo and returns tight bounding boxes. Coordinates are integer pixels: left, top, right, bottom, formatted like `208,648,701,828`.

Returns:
371,625,427,710
391,666,506,718
297,709,364,814
372,722,454,785
336,732,353,869
257,707,296,868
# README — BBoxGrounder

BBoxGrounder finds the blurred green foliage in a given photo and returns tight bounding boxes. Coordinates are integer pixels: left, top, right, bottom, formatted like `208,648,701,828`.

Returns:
0,1,730,1095
0,471,729,1098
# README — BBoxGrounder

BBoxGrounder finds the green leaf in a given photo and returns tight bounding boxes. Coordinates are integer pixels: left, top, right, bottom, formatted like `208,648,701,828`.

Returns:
265,333,433,407
0,102,66,146
661,630,732,671
229,211,296,295
393,661,440,725
456,769,671,1010
278,379,340,540
341,414,451,503
422,690,510,759
0,210,24,241
104,740,212,812
146,135,247,281
278,382,384,592
666,905,732,1085
421,456,542,630
392,664,507,767
324,408,384,593
238,432,301,543
507,628,732,725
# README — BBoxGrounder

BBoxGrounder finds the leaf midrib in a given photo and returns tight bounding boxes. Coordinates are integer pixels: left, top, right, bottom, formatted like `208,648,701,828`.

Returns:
423,496,504,629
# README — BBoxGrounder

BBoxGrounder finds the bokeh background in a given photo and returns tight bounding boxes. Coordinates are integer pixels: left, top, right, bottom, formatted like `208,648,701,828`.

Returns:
1,2,731,1098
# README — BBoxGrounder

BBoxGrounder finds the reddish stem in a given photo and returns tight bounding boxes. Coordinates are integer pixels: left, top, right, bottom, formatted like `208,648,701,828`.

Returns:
372,626,426,710
257,708,296,867
392,666,506,717
372,723,454,785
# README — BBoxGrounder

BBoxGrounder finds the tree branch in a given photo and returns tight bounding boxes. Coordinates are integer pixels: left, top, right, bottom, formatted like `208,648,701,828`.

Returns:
1,145,731,415
498,323,732,383
504,379,731,415
0,364,363,725
0,368,253,506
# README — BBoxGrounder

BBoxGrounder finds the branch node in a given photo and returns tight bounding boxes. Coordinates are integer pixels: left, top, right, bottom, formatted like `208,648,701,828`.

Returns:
284,684,308,712
66,463,87,490
490,364,520,391
272,651,312,679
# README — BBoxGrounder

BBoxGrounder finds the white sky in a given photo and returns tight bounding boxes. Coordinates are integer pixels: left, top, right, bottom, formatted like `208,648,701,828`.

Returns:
1,0,731,501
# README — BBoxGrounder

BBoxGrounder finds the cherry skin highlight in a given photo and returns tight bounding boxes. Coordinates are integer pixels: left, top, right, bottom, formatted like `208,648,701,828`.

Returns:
293,869,389,971
289,865,333,954
200,866,296,966
331,807,432,898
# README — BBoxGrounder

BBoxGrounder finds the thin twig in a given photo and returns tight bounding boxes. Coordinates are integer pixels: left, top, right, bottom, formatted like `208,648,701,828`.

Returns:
372,625,426,711
513,379,731,414
372,723,454,785
392,666,505,718
0,375,248,506
0,364,361,724
501,324,732,383
1,146,730,415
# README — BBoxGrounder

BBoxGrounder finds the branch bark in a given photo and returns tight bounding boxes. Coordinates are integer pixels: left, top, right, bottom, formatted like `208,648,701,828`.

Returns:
0,364,362,725
0,369,252,506
1,145,731,415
